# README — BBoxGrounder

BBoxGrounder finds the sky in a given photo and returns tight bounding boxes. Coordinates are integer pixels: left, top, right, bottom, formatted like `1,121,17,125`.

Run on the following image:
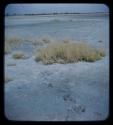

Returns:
5,4,109,15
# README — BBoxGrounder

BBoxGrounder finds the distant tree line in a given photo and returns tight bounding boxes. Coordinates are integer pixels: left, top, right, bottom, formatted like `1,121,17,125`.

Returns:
5,12,108,16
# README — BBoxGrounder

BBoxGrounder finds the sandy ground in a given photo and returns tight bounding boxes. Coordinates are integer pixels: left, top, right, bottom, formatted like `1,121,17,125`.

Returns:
4,14,109,121
4,54,109,121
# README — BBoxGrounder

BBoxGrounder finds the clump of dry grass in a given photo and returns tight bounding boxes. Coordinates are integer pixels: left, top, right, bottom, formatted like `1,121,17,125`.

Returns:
5,75,13,83
35,42,105,64
5,37,23,54
12,51,27,59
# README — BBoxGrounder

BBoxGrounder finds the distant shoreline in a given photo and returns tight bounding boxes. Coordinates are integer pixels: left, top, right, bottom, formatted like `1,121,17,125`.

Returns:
5,12,109,16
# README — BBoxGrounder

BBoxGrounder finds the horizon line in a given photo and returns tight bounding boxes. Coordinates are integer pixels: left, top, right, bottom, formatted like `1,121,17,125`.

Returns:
5,12,109,16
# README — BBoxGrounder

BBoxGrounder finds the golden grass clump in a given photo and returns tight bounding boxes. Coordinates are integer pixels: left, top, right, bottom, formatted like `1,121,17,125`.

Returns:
35,42,105,64
12,51,27,59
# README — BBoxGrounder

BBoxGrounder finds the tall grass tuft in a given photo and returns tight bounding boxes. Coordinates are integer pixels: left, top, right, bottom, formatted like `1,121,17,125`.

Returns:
35,42,105,64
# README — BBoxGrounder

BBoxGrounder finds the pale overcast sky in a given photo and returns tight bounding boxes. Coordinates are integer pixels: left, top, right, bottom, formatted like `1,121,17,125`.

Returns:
5,4,109,15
